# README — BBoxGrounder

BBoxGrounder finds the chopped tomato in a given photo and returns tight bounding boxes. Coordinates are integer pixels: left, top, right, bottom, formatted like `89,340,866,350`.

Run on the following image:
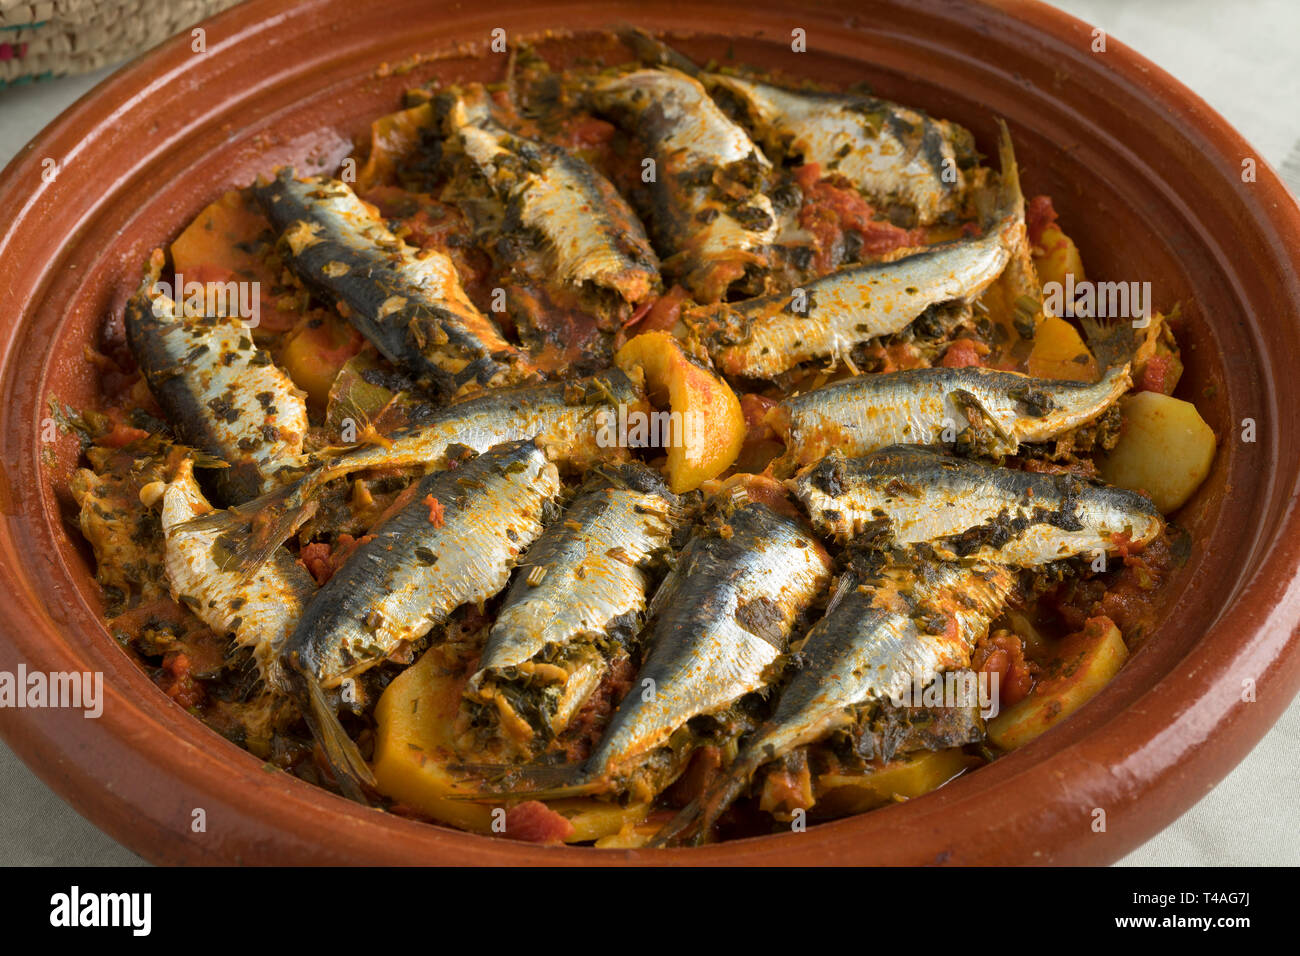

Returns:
1136,354,1172,394
858,340,927,373
94,415,150,448
795,164,920,272
1026,194,1059,247
558,114,616,150
939,337,990,369
973,630,1036,707
632,284,690,333
160,651,204,710
299,542,334,586
423,494,445,527
793,162,824,192
740,393,778,438
504,800,575,845
299,533,374,585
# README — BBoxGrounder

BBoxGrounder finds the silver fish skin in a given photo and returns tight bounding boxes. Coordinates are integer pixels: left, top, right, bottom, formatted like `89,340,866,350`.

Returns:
584,67,776,302
286,438,560,689
124,256,308,504
706,74,972,225
184,368,644,579
652,561,1013,844
445,90,660,309
254,169,537,399
464,463,680,743
694,220,1018,379
794,446,1163,564
771,363,1131,470
292,368,644,483
153,460,316,692
584,489,832,791
690,118,1024,379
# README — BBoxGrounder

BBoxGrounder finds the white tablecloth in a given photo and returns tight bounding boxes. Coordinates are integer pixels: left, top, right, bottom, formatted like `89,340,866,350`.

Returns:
0,0,1295,866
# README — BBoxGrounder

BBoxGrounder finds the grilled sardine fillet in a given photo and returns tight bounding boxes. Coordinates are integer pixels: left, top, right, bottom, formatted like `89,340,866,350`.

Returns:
653,561,1013,844
707,74,972,225
689,120,1024,379
692,222,1018,379
444,89,660,311
125,252,307,504
583,479,832,796
255,169,537,400
286,438,560,690
793,446,1163,564
182,369,645,579
585,67,776,302
772,363,1131,469
463,463,680,749
153,460,315,692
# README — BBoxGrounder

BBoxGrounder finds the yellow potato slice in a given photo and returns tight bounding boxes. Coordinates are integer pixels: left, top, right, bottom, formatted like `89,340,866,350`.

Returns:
372,645,647,842
987,617,1128,751
1032,223,1086,291
280,312,363,406
355,102,434,191
614,331,745,492
1026,314,1098,381
814,748,980,817
1098,391,1216,513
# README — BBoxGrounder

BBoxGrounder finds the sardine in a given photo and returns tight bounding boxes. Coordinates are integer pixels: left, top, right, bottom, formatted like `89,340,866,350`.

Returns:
125,253,308,504
771,363,1131,470
286,439,559,795
573,480,831,799
793,446,1163,564
706,74,973,225
688,121,1023,379
184,368,644,578
653,561,1013,844
254,169,537,399
444,90,660,311
287,438,558,689
150,460,316,693
461,463,680,751
584,67,776,302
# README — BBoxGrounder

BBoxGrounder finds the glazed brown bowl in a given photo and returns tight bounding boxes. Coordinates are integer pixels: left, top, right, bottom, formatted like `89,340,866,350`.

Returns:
2,0,1299,866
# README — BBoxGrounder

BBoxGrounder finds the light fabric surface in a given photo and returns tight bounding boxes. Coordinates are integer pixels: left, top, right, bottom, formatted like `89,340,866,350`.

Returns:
0,0,1296,866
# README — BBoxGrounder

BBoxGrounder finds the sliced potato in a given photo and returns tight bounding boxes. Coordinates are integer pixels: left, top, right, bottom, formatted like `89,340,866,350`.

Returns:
814,748,980,817
372,644,496,832
987,617,1127,751
171,190,265,281
372,644,647,842
1033,223,1086,291
280,312,364,407
170,189,303,333
1026,313,1098,381
593,819,668,849
355,102,434,192
1098,390,1216,513
614,331,745,493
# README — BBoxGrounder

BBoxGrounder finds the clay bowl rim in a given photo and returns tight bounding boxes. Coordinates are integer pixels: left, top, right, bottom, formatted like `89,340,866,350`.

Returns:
1,0,1299,866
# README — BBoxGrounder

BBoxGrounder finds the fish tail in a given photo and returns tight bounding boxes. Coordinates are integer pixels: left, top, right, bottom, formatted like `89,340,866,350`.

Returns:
648,753,762,847
986,118,1024,227
180,476,318,580
445,762,600,801
302,675,377,803
617,25,701,75
1078,315,1137,372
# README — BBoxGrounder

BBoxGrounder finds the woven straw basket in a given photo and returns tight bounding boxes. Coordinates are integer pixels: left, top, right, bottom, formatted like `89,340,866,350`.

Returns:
1,0,239,87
